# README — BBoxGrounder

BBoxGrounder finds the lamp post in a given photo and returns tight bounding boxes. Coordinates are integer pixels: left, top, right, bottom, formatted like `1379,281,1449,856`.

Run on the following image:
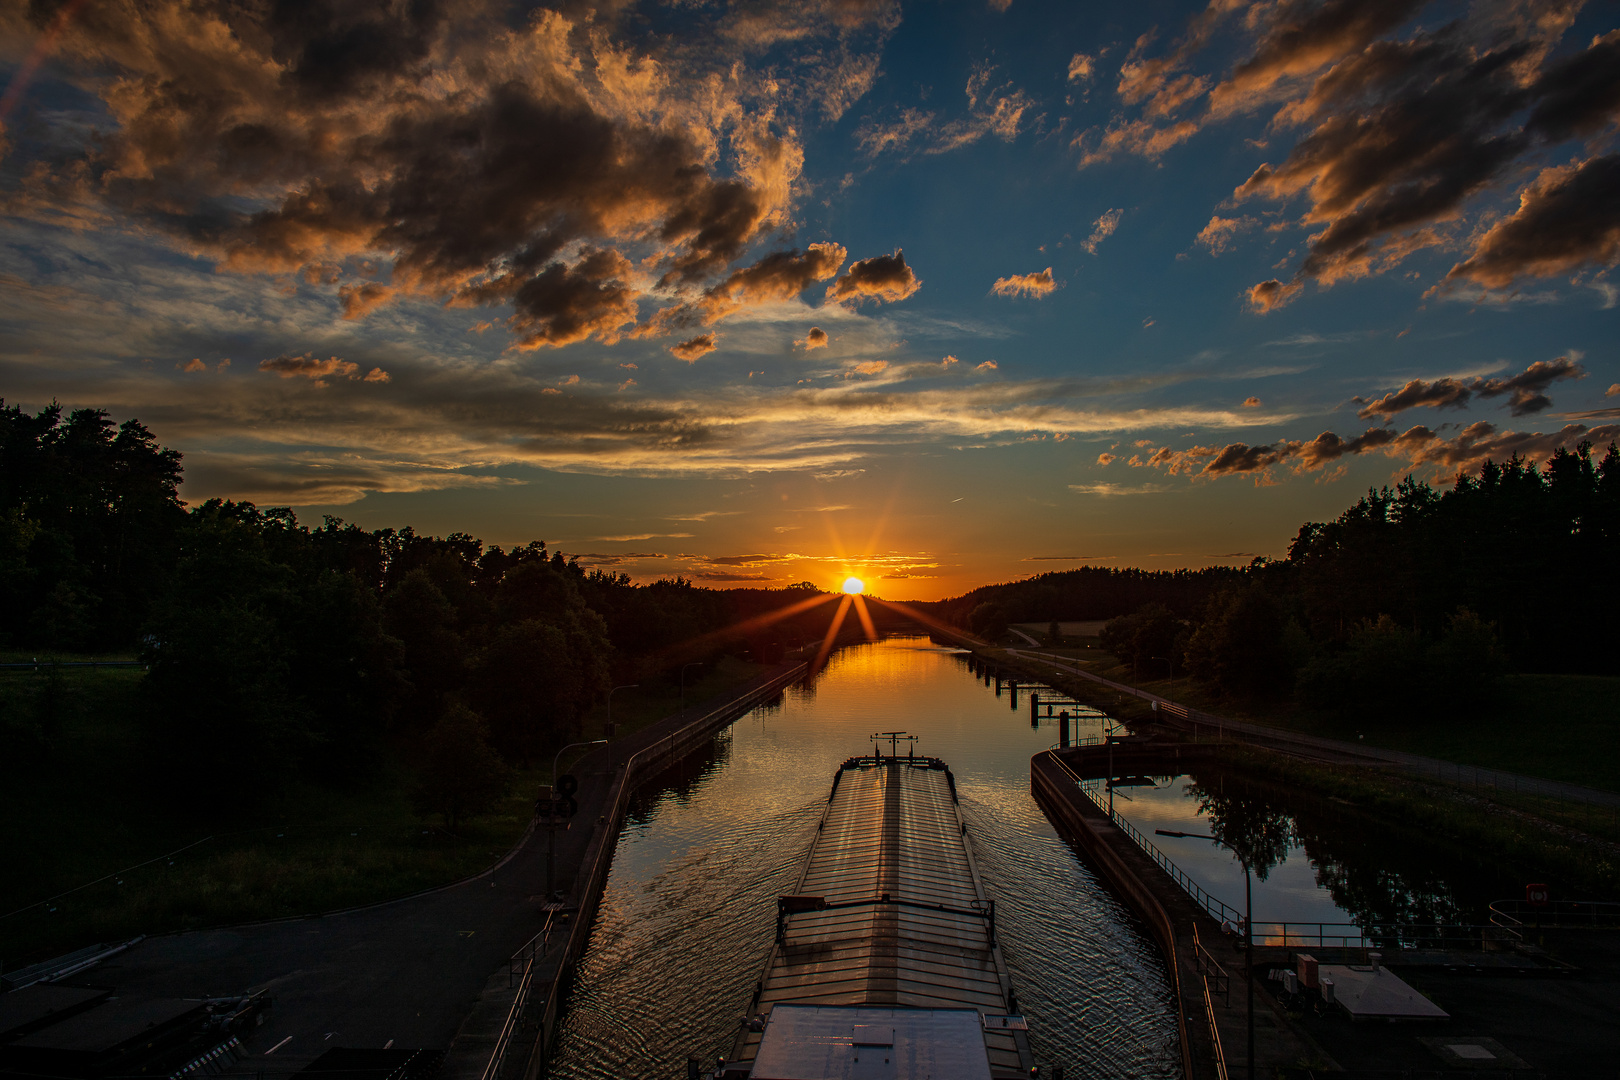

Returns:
606,683,638,739
679,664,702,710
1157,829,1254,1080
1150,655,1174,702
545,738,608,897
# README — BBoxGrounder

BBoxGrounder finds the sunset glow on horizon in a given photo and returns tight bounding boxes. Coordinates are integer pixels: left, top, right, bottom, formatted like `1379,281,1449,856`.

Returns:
2,0,1615,600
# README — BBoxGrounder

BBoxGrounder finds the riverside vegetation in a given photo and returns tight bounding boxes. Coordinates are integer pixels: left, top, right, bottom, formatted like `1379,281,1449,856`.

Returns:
0,403,838,963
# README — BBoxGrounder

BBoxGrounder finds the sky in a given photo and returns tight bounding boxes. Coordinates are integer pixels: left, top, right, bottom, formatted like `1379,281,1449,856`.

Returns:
1,0,1617,600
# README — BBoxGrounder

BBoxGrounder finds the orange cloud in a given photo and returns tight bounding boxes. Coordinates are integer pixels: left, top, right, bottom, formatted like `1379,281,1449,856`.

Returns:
826,249,921,305
671,334,719,362
800,326,829,350
990,267,1056,298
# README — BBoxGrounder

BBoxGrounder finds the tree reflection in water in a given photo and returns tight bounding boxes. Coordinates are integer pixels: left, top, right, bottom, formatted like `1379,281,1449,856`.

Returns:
1185,770,1510,931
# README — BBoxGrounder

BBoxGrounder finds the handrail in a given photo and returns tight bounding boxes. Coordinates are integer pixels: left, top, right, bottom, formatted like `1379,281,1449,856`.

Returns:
1050,752,1516,954
1191,924,1229,1080
481,910,561,1080
1489,899,1620,930
1054,764,1244,927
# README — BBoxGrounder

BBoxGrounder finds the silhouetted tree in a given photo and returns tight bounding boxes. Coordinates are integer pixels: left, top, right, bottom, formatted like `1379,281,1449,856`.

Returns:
412,703,510,829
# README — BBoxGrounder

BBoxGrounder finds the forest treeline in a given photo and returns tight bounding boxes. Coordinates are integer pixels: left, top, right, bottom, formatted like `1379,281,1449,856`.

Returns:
925,441,1620,710
0,403,849,816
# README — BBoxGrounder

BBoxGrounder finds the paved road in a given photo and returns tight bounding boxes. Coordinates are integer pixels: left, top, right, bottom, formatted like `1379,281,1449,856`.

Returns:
1006,648,1620,810
69,665,804,1072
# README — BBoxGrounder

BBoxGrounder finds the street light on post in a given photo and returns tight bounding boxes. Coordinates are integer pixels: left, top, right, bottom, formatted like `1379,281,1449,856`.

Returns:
606,683,638,739
679,664,702,710
1157,829,1254,1080
544,738,608,898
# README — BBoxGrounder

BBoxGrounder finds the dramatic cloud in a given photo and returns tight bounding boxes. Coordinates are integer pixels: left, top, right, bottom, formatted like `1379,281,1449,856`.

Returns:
990,268,1056,298
1355,377,1475,420
1083,209,1123,254
670,334,719,362
801,327,829,350
1441,156,1620,293
1088,0,1620,304
2,0,829,349
645,244,848,333
1356,357,1586,419
826,250,921,305
1134,420,1620,485
499,250,640,349
339,283,394,321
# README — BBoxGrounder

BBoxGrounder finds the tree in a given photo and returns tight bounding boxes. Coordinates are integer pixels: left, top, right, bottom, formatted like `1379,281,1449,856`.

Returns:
1183,587,1290,699
412,703,510,829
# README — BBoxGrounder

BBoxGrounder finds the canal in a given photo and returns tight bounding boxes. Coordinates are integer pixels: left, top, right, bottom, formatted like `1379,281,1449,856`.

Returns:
549,636,1181,1079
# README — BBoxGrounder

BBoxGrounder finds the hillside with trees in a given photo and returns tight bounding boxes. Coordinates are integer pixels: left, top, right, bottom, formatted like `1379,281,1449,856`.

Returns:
925,441,1620,708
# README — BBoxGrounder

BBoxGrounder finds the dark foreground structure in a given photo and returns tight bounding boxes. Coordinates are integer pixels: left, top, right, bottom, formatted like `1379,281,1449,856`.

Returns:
725,748,1033,1079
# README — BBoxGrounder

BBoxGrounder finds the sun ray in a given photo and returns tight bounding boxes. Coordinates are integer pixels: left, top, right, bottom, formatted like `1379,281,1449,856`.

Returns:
648,590,839,666
851,592,878,640
866,596,984,645
810,594,854,676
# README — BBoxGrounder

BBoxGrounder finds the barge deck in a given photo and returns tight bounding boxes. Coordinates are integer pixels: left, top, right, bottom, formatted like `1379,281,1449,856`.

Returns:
727,751,1032,1079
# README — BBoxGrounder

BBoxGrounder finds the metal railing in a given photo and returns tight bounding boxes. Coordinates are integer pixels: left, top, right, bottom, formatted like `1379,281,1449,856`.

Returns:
1190,924,1230,1080
1068,774,1244,926
1246,921,1509,951
1490,899,1620,932
482,909,562,1080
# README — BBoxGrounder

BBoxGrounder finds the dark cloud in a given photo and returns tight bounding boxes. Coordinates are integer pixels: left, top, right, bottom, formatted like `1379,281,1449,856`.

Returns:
642,244,847,333
1441,155,1620,292
259,352,359,382
670,333,718,362
1107,0,1619,303
8,0,818,348
826,249,921,305
1356,377,1475,420
695,571,775,581
1208,0,1425,115
1245,278,1300,312
497,250,640,350
1356,357,1586,419
1136,419,1620,484
1474,355,1586,416
801,326,829,350
1523,30,1620,142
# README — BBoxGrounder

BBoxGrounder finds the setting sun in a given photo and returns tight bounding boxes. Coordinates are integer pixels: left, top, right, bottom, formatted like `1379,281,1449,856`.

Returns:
841,577,865,595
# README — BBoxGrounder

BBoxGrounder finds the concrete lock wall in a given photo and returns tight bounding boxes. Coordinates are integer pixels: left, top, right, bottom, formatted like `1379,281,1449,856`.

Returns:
1031,751,1210,1080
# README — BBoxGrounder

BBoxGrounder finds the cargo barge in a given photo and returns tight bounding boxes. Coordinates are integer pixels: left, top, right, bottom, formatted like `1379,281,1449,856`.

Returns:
725,741,1033,1079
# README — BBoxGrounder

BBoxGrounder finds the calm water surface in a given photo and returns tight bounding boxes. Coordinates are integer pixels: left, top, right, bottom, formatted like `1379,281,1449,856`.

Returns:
549,637,1182,1079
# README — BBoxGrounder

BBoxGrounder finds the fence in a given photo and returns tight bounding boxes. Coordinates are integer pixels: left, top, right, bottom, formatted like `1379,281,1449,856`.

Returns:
1071,776,1244,927
482,910,563,1080
1190,924,1230,1080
